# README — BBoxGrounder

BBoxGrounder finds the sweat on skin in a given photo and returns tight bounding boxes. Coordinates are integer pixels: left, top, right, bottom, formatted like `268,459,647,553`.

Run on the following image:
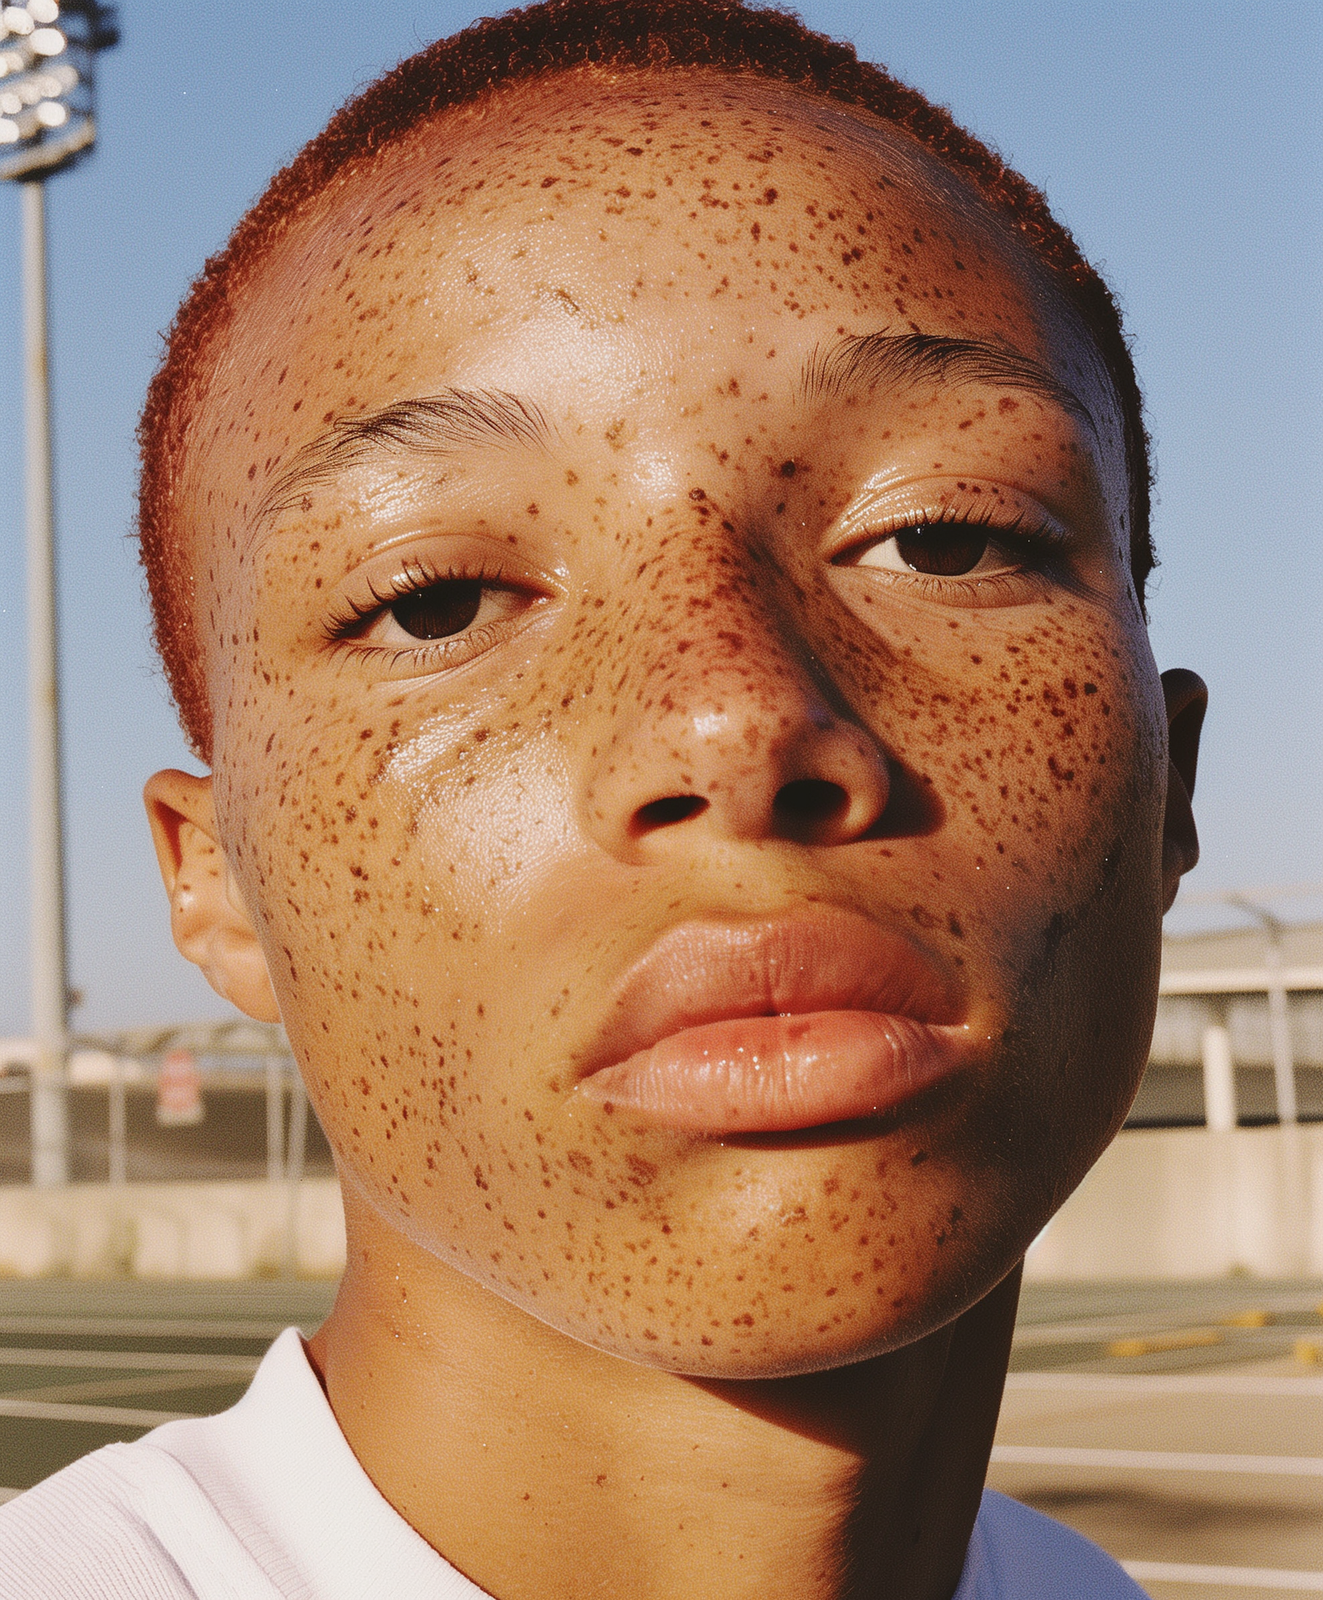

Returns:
144,68,1204,1600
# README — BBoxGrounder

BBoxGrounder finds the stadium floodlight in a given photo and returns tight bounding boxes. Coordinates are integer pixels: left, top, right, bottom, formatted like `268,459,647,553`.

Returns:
5,0,117,1186
0,0,117,180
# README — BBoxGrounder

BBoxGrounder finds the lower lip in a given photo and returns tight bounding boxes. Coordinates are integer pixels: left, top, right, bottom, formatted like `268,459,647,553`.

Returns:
574,1011,970,1134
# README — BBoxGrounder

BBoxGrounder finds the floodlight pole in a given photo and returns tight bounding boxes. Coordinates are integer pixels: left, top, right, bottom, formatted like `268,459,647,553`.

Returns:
7,0,121,1187
23,172,69,1188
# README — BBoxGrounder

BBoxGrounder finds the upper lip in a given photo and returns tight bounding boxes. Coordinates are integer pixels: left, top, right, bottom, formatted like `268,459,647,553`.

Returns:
578,910,962,1075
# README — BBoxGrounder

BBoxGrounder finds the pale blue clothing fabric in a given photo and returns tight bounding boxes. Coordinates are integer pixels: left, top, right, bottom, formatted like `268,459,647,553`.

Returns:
0,1327,1144,1599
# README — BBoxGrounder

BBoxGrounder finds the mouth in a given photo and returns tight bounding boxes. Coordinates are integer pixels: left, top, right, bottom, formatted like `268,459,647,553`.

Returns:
572,912,978,1135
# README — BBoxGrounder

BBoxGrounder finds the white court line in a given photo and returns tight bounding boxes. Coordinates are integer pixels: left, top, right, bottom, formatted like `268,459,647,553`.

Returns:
991,1444,1323,1477
1005,1372,1323,1398
1013,1321,1210,1347
1010,1306,1323,1346
0,1316,288,1340
0,1347,258,1375
1123,1559,1323,1591
0,1397,195,1426
1011,1322,1264,1348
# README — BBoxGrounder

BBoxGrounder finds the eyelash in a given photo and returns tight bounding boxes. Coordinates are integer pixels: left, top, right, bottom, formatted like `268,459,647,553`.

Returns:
322,558,524,668
838,501,1066,595
848,500,1062,554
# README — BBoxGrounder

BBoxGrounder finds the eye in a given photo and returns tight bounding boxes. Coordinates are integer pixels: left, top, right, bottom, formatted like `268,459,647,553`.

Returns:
325,559,539,662
858,521,998,576
389,578,483,640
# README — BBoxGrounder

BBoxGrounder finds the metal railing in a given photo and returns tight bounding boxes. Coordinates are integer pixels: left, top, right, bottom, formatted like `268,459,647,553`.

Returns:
0,1021,309,1190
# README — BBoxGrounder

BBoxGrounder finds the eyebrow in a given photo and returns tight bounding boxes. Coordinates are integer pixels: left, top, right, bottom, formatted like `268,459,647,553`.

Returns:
254,388,554,526
799,331,1096,430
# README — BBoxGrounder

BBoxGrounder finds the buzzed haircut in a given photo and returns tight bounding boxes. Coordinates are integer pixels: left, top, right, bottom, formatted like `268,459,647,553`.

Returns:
138,0,1154,761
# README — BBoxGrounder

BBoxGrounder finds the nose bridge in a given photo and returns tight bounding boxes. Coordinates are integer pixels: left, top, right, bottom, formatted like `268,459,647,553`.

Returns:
578,525,891,855
624,529,827,753
654,549,816,723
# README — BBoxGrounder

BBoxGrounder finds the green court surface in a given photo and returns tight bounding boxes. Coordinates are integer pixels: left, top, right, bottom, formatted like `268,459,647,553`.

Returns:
0,1280,334,1499
4,1278,1323,1596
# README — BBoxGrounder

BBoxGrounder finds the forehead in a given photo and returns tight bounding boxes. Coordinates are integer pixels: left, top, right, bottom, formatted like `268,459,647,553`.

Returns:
186,67,1114,566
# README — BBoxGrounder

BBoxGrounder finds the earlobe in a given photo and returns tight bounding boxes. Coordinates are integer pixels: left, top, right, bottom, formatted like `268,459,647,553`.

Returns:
144,769,281,1024
1159,669,1208,913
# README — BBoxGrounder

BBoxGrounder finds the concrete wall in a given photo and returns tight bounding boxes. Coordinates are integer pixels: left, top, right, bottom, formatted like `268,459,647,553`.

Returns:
1026,1124,1323,1280
0,1178,345,1279
3,1125,1323,1281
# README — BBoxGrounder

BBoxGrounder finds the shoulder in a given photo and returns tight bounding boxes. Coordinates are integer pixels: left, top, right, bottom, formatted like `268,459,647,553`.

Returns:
0,1427,279,1600
0,1440,201,1600
958,1490,1147,1600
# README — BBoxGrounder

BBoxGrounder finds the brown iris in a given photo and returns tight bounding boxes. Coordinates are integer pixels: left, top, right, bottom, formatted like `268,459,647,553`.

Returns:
390,579,484,639
895,524,991,576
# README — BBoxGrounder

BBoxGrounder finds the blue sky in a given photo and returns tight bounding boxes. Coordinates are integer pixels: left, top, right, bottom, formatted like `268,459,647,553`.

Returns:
0,1,1319,1034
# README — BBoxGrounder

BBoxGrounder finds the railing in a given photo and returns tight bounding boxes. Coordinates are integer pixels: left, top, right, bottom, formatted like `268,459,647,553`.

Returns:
0,1022,311,1202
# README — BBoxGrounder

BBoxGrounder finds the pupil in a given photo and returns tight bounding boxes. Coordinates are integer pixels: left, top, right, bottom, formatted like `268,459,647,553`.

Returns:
391,580,484,640
897,524,989,576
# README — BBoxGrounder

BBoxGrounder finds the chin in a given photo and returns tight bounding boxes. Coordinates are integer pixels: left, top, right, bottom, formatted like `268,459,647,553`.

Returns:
509,1217,1023,1382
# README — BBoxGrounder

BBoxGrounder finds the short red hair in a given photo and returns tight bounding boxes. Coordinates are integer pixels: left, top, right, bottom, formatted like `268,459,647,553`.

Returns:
138,0,1153,761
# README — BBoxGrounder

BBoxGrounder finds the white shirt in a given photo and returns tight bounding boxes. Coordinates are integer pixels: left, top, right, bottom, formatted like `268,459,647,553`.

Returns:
0,1328,1144,1599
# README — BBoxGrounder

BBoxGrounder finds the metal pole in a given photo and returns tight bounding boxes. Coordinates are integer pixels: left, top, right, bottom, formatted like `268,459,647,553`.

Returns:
23,176,69,1188
107,1055,126,1185
283,1064,307,1279
265,1054,285,1185
1265,935,1298,1127
1228,896,1299,1128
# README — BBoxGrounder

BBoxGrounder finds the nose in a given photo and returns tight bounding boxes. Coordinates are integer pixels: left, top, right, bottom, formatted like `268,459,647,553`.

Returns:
580,605,891,860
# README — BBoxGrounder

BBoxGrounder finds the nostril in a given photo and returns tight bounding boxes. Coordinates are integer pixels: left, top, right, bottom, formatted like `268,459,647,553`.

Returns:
773,778,850,838
633,794,710,834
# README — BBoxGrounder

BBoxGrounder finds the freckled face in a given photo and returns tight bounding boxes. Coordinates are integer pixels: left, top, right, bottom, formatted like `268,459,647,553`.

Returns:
190,71,1165,1376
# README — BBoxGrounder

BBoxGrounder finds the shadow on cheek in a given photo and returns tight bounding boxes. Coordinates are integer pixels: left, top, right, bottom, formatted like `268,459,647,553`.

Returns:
868,756,944,840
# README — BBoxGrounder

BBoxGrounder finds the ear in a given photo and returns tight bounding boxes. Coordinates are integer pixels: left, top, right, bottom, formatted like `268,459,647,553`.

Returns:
1159,668,1207,913
144,769,282,1024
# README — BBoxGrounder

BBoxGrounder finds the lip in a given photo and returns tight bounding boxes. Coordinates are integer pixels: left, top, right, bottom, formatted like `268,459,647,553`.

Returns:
573,913,976,1135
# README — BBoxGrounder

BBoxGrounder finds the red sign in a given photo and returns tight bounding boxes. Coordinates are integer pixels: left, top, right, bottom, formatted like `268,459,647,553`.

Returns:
156,1048,204,1126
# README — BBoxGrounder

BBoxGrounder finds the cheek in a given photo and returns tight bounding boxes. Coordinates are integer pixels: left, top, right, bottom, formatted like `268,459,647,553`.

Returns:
859,599,1161,910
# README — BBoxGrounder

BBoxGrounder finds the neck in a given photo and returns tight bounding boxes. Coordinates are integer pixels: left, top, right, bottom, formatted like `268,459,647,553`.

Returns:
306,1198,1019,1600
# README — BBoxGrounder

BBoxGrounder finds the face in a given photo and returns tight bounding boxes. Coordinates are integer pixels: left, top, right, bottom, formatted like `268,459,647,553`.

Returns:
164,71,1185,1377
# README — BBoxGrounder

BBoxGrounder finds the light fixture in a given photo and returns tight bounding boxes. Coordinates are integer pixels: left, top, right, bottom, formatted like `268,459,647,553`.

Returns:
0,0,115,182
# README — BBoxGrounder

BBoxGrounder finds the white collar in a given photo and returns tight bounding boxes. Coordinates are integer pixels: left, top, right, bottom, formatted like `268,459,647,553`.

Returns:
149,1327,488,1600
